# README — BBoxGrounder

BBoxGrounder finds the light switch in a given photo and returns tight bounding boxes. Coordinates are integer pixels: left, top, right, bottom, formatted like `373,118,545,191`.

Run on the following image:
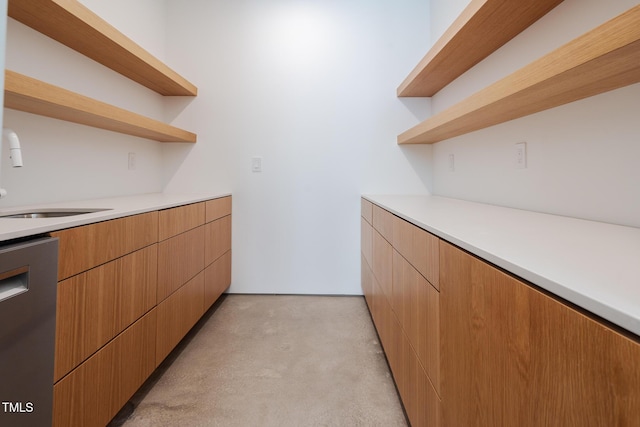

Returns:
252,157,262,173
515,142,527,169
128,152,136,170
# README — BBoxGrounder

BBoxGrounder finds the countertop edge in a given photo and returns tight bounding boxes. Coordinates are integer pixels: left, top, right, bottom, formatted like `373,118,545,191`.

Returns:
363,194,640,338
0,192,232,242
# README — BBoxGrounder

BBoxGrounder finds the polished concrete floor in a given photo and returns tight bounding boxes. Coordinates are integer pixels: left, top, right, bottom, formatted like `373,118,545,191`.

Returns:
111,295,407,427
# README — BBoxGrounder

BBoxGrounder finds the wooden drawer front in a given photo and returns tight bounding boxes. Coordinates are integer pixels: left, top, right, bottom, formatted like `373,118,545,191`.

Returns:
440,241,640,427
393,215,439,289
397,327,441,427
361,254,374,309
158,202,205,241
204,250,231,310
156,271,205,366
392,250,440,394
206,196,232,223
54,244,157,381
53,211,158,281
372,229,393,302
361,217,373,267
361,198,373,224
372,204,393,243
157,225,205,303
53,309,156,427
204,214,232,267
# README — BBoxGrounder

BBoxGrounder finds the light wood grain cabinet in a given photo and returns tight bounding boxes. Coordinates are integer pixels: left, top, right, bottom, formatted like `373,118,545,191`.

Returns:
156,196,232,365
439,240,640,427
361,198,441,427
156,271,205,365
54,244,157,381
392,215,439,290
157,225,205,303
203,196,232,311
53,195,232,426
52,211,158,281
53,310,157,427
364,198,640,426
204,215,231,267
205,250,231,310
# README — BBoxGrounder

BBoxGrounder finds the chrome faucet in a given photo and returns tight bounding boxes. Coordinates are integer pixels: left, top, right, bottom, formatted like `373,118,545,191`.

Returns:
0,128,23,198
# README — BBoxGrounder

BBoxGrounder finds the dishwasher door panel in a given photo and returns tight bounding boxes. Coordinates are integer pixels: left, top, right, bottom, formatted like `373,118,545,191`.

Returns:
0,237,58,427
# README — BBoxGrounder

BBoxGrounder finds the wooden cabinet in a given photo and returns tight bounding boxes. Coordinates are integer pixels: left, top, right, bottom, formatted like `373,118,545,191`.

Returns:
203,196,232,311
392,215,439,290
361,198,441,427
156,272,205,365
52,195,231,426
157,225,205,303
364,197,640,426
53,310,157,427
205,250,231,310
440,240,640,426
155,196,232,366
52,211,158,281
54,244,157,381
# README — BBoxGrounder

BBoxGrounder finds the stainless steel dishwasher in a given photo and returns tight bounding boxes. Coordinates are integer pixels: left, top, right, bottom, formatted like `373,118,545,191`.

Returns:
0,236,58,427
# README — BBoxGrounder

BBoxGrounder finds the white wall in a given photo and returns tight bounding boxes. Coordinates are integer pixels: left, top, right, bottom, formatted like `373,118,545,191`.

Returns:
0,0,171,207
429,0,640,228
162,0,432,294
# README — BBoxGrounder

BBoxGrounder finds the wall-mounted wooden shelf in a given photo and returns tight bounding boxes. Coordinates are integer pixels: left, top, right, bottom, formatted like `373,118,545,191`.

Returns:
397,0,564,97
4,70,197,143
8,0,197,96
398,5,640,145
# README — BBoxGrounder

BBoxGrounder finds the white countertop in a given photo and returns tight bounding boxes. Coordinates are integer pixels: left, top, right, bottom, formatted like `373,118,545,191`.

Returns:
364,195,640,337
0,192,231,242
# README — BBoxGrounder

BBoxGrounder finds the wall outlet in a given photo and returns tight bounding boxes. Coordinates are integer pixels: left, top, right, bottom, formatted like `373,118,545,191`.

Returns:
448,154,455,172
515,142,527,169
251,156,262,173
128,152,136,170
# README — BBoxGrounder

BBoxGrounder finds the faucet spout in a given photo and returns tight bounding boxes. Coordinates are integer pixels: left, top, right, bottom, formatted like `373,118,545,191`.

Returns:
0,128,24,198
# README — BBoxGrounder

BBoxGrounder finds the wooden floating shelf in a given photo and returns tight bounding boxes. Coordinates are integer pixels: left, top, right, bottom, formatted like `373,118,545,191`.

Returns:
397,0,564,97
4,70,197,143
398,5,640,145
8,0,197,96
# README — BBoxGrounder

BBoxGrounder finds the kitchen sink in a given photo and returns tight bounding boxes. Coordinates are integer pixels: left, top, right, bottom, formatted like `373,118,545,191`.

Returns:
0,208,111,219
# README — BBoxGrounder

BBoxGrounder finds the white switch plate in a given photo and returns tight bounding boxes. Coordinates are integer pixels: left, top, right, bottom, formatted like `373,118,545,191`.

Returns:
515,142,527,169
448,154,455,172
251,157,262,173
128,152,136,170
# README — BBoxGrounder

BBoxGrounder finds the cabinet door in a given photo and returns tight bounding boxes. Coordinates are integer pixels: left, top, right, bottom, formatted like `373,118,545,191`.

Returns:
157,225,205,303
53,309,156,427
392,215,439,289
156,271,205,366
372,204,393,243
361,198,373,224
361,216,373,268
372,229,393,302
204,250,231,310
204,215,231,267
440,241,640,427
53,211,158,280
205,196,232,223
392,249,440,394
158,202,205,241
55,244,157,381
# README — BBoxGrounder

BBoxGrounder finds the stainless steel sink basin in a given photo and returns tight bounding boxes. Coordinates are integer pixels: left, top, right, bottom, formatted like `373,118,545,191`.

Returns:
0,208,111,219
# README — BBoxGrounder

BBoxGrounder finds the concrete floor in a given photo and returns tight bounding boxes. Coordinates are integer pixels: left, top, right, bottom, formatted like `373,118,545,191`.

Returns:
110,294,407,427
